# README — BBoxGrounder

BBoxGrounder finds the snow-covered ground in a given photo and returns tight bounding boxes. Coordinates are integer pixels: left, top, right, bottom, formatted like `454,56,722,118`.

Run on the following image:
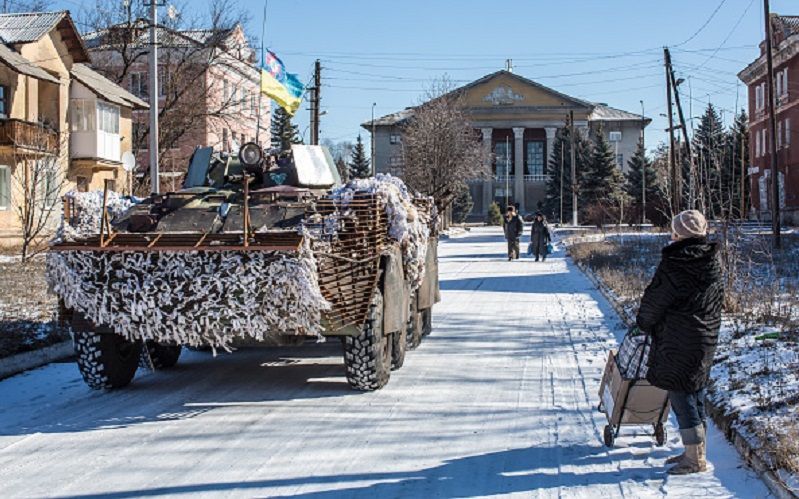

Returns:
0,227,770,498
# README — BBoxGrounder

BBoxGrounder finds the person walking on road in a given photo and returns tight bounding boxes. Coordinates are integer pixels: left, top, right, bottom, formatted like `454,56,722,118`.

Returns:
502,205,523,261
636,210,723,475
529,213,550,262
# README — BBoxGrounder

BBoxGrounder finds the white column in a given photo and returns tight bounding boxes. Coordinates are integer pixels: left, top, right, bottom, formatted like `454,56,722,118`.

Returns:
513,127,525,212
481,128,493,213
544,127,557,176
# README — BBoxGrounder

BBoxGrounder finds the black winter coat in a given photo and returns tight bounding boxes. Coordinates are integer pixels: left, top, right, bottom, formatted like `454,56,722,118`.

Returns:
530,220,550,253
503,214,524,240
636,237,723,392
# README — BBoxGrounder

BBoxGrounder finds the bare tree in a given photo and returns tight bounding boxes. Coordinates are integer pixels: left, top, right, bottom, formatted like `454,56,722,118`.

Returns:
79,0,256,194
10,125,68,261
401,79,490,213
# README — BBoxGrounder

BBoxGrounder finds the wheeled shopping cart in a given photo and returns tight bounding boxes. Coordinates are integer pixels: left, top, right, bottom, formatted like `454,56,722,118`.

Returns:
597,331,670,447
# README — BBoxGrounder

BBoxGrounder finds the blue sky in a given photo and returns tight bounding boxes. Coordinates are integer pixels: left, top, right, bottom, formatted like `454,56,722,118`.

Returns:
61,0,794,152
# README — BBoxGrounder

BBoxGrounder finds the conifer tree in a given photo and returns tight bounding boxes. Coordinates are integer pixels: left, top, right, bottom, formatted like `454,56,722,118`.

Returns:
335,157,349,183
544,125,590,222
722,110,750,219
625,140,663,222
692,103,725,217
583,127,625,205
270,107,302,152
348,134,371,179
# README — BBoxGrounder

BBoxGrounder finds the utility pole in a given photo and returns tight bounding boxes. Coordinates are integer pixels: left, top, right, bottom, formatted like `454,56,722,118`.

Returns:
668,55,695,211
559,141,564,224
370,102,376,176
569,110,577,226
741,131,746,219
640,100,646,224
664,48,679,213
147,1,161,194
504,136,510,209
309,59,321,145
764,0,781,248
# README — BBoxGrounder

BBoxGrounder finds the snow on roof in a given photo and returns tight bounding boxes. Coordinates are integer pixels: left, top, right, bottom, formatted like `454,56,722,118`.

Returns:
589,103,651,124
0,11,65,44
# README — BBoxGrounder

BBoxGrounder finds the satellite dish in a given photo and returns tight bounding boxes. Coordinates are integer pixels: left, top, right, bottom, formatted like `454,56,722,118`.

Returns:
121,151,136,172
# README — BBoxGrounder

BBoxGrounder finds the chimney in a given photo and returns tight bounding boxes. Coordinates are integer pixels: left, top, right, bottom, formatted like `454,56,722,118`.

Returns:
505,59,513,73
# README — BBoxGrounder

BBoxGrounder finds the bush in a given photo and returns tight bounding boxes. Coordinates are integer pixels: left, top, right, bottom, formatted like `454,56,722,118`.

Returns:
452,186,473,224
486,202,502,226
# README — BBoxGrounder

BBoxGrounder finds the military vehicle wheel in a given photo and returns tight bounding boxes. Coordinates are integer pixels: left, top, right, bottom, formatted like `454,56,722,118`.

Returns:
391,326,407,370
72,312,141,390
143,341,182,368
343,290,392,391
406,297,422,350
421,308,433,336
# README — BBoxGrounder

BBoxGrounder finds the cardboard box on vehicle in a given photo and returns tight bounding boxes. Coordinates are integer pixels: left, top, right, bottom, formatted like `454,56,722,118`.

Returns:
599,351,670,425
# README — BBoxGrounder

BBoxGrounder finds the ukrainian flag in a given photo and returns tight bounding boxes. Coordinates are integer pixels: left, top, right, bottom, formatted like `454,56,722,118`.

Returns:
261,50,304,116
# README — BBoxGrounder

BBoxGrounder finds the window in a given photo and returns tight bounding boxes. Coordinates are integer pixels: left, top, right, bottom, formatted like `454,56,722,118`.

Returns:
786,119,791,146
43,162,58,206
390,134,401,145
784,69,790,100
158,67,169,97
494,141,513,176
616,154,624,168
241,88,246,113
130,72,148,98
97,101,119,134
755,129,761,157
777,71,783,98
106,179,116,192
76,175,88,193
70,99,95,131
0,85,8,118
0,165,9,209
525,141,544,176
251,94,257,115
778,121,782,148
609,131,622,142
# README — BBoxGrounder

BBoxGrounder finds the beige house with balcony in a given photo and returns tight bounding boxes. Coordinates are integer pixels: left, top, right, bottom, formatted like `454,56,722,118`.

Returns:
0,11,145,246
364,70,649,219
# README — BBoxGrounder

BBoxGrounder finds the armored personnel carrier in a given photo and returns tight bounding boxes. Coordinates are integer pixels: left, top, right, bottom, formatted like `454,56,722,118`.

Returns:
48,143,439,391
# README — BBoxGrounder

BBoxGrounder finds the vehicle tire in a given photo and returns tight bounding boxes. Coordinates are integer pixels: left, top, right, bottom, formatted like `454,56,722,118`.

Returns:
391,327,407,370
406,296,422,350
421,307,433,336
71,311,141,390
343,290,392,391
143,341,182,369
654,423,667,446
603,425,615,447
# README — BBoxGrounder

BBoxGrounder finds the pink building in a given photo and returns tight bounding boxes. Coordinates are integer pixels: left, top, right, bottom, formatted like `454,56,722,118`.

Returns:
85,22,270,192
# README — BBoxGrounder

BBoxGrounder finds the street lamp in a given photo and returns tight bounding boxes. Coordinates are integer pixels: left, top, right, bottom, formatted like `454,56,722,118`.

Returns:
640,100,646,225
371,102,376,177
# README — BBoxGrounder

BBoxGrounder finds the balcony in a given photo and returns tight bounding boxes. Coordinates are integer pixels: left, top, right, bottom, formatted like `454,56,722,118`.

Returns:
524,174,550,183
0,119,59,154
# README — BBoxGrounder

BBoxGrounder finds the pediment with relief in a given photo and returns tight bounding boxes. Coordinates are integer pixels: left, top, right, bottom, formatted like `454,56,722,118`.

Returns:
483,85,524,106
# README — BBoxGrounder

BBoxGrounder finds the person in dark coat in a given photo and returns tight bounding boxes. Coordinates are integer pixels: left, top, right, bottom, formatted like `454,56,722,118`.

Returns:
529,213,550,262
636,210,723,475
502,205,523,261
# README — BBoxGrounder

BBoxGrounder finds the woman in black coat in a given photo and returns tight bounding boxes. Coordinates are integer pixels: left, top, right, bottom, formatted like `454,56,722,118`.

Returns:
636,210,723,475
529,213,550,262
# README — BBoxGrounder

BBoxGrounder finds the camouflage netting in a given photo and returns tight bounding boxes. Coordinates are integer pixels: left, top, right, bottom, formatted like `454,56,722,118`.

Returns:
329,174,431,289
47,191,330,350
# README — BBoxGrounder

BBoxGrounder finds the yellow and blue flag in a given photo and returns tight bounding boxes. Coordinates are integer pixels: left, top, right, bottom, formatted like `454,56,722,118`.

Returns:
261,50,304,116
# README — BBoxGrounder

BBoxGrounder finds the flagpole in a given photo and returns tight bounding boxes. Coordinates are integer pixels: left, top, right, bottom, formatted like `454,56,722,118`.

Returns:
255,0,268,146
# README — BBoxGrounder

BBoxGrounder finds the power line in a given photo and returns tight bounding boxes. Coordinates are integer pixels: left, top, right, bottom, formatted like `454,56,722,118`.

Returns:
674,0,730,47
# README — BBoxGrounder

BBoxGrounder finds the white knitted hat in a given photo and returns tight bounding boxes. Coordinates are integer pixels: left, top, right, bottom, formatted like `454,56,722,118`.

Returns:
671,210,708,240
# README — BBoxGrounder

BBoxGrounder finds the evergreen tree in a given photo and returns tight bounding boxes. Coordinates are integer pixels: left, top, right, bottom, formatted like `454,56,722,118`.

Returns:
486,202,502,225
451,184,474,223
348,134,371,179
691,103,725,217
582,127,626,205
722,110,750,219
625,140,663,222
544,125,590,222
270,107,302,152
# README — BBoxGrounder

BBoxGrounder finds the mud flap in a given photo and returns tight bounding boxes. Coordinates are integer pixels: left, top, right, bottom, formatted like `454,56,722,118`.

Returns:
382,246,409,335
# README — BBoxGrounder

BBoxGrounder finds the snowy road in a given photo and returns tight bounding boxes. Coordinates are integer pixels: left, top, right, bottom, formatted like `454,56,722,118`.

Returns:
0,227,770,498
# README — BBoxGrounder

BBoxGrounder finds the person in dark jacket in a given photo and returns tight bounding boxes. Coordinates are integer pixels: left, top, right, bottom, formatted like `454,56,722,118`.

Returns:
636,210,723,475
529,213,550,262
502,206,524,261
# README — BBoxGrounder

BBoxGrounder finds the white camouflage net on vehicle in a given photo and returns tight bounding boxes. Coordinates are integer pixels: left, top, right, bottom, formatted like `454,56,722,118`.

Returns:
58,190,137,242
47,191,331,349
329,174,431,289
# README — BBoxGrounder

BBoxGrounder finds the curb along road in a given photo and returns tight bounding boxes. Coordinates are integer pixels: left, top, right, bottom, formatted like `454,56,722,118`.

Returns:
0,340,73,381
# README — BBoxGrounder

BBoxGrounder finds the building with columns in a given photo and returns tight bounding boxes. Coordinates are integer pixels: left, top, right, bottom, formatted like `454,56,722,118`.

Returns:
363,70,649,219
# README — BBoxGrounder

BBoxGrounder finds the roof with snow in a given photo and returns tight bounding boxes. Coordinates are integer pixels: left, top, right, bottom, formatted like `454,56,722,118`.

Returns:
589,103,651,124
70,63,149,110
774,14,799,38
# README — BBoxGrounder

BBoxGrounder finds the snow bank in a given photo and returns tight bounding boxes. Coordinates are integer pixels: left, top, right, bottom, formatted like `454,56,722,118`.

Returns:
329,174,431,289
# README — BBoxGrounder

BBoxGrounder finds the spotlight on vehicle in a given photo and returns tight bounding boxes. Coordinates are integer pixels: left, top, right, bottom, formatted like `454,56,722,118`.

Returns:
239,142,263,167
